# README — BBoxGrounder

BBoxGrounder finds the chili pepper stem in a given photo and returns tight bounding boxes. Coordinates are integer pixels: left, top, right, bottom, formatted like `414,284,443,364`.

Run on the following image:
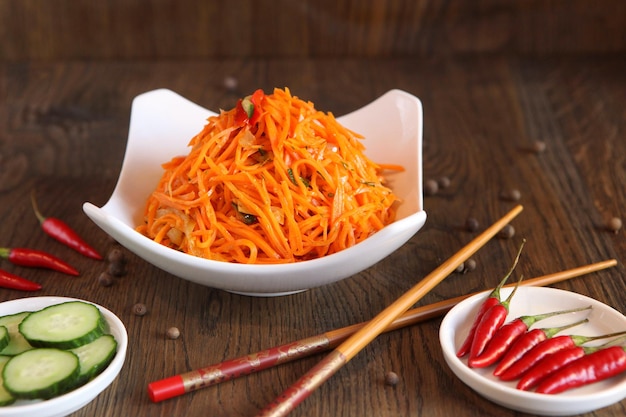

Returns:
491,239,526,300
30,191,47,225
543,318,589,339
518,305,592,329
501,273,524,310
570,329,626,346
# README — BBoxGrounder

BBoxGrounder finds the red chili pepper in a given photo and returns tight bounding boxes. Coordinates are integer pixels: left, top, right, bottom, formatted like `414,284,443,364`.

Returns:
469,274,524,360
0,247,79,276
498,330,626,381
517,336,626,391
31,192,102,260
536,346,626,394
517,346,593,391
469,305,591,368
456,241,525,358
234,89,265,126
0,268,42,291
493,318,588,377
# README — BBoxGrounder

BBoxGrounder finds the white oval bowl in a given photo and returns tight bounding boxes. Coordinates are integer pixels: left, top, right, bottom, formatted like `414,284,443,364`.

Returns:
0,296,128,417
440,286,626,416
83,89,426,296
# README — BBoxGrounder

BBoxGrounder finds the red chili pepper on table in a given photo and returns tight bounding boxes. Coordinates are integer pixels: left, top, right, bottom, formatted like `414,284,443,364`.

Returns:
493,318,589,377
498,330,626,381
0,269,42,291
516,337,625,391
456,240,525,358
468,305,592,368
0,247,79,276
535,345,626,394
31,192,102,260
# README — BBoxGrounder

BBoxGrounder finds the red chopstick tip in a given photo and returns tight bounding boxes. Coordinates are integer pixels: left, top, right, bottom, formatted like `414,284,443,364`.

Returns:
148,375,186,402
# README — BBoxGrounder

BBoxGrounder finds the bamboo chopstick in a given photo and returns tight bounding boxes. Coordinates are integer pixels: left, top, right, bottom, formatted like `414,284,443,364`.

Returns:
146,258,616,403
254,204,524,416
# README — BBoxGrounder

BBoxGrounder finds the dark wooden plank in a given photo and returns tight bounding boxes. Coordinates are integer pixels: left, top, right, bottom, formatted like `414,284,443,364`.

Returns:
0,57,624,416
1,1,625,61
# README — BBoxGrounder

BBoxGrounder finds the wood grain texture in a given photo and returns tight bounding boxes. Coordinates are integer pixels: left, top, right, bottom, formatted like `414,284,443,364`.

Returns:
0,56,624,416
1,0,625,61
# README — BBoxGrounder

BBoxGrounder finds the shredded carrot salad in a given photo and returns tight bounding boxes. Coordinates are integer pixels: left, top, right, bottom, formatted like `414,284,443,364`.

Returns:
136,88,402,264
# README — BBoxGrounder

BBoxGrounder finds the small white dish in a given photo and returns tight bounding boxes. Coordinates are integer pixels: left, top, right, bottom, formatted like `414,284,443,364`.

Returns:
0,296,128,417
440,286,626,416
83,88,426,296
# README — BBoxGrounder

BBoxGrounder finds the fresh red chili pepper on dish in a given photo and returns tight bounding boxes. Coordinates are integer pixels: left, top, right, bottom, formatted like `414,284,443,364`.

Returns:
469,305,591,368
0,268,42,291
518,346,586,390
517,336,626,391
469,274,524,360
456,240,525,358
31,192,102,260
498,330,626,381
0,247,79,276
493,318,588,377
235,89,265,125
535,345,626,394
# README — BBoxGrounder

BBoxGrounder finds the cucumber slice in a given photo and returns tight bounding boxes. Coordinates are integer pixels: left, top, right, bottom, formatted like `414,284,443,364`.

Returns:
0,356,15,406
19,301,106,349
0,327,8,353
0,312,33,356
70,334,117,385
2,348,80,399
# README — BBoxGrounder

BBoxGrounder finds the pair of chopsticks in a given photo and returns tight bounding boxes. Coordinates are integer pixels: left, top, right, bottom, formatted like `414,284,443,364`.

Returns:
146,205,616,415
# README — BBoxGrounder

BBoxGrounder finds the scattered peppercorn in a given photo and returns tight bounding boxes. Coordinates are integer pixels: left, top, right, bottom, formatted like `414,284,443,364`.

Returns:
167,327,181,339
107,261,126,277
223,76,238,91
384,371,399,386
606,217,622,233
437,176,451,189
98,271,114,287
465,217,480,232
464,258,477,273
132,303,148,316
530,140,546,154
107,247,126,264
455,262,465,273
498,224,516,239
424,179,439,196
499,188,522,202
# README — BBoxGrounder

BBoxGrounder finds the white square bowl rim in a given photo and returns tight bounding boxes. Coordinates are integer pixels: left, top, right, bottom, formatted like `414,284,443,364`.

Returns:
83,88,426,295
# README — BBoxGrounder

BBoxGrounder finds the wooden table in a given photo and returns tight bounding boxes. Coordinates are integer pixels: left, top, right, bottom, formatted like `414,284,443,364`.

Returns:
0,56,624,416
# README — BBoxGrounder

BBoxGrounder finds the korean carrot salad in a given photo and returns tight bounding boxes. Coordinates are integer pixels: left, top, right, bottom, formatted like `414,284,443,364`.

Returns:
136,87,401,264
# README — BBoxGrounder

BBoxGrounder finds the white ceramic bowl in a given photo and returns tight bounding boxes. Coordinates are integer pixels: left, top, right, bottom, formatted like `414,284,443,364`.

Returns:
83,88,426,296
440,286,626,416
0,296,128,417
